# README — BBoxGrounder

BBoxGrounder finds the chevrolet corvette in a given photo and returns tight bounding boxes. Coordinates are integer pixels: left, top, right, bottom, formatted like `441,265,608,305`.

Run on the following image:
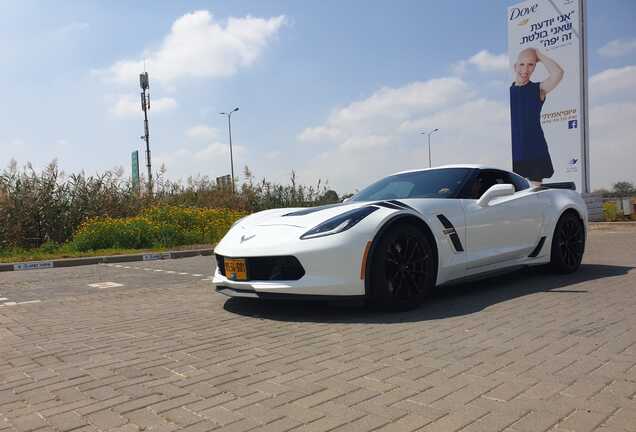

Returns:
213,165,587,309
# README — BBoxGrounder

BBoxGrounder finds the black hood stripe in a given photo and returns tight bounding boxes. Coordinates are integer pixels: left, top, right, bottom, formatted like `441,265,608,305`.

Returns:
283,199,416,217
372,201,404,210
282,203,346,217
388,200,418,212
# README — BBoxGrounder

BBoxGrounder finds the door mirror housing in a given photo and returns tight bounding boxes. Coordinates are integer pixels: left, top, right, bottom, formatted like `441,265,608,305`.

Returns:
342,197,352,204
477,184,515,207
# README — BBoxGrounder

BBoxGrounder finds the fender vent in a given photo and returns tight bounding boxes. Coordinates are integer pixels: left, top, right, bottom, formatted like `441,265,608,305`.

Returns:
437,215,464,252
528,236,546,257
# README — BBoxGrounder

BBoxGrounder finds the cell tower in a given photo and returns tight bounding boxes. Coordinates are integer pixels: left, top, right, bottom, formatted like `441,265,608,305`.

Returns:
139,71,152,196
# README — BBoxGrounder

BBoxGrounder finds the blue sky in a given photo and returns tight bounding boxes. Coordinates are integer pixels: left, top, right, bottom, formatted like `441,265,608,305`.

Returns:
1,0,635,193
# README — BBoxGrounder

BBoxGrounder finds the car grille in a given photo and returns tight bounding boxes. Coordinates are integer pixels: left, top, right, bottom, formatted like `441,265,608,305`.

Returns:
215,254,305,281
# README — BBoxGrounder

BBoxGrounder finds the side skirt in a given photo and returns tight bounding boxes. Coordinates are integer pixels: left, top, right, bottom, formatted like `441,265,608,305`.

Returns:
438,265,527,288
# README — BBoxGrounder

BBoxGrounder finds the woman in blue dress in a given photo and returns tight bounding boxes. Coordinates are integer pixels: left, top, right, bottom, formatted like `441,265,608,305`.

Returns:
510,48,564,186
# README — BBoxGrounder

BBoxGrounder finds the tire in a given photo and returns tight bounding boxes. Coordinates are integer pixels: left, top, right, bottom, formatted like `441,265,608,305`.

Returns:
550,211,585,274
368,223,436,310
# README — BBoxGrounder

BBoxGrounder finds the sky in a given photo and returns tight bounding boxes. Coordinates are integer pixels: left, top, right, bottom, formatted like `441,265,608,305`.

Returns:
1,0,635,194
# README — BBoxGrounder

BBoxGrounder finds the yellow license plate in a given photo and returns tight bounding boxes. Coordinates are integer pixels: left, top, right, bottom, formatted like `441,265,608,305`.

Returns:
225,258,247,281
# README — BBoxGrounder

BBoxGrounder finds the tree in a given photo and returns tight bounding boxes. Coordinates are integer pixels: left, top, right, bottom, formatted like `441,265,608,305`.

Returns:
321,190,339,203
612,181,635,196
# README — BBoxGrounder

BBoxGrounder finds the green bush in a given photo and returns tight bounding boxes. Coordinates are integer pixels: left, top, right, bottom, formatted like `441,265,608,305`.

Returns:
602,201,618,222
70,206,247,251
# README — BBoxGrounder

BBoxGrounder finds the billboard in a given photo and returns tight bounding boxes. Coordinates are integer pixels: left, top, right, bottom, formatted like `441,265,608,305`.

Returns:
131,150,140,190
507,0,588,191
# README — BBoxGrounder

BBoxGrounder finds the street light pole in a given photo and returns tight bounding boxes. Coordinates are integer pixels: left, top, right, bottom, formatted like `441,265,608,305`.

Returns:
220,107,239,193
420,128,439,168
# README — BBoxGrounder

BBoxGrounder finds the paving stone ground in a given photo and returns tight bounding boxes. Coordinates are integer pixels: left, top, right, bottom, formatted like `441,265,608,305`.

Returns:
1,226,635,432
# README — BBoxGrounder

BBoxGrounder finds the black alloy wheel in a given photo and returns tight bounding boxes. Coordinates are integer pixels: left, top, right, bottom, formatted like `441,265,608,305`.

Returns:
369,223,436,310
550,212,585,273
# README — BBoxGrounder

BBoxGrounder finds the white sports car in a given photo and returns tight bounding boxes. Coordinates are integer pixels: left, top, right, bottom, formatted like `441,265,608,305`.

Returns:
213,165,587,309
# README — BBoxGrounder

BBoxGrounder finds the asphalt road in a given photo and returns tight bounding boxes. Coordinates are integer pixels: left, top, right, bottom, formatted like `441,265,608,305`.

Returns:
0,226,635,432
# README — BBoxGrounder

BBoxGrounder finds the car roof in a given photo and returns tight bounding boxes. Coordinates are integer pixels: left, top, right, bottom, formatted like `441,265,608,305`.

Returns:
392,164,505,176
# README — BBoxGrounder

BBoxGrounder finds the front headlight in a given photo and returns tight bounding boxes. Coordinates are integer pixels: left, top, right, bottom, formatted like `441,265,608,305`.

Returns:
300,206,378,240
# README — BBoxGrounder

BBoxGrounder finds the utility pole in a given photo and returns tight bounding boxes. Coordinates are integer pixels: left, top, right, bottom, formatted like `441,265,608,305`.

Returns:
139,71,152,196
220,107,239,193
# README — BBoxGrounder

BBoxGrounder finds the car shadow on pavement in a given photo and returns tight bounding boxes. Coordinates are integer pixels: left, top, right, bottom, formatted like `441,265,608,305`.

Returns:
222,263,634,324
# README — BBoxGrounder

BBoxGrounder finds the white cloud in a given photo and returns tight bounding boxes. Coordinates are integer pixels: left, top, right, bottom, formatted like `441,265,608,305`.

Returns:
468,50,509,72
186,125,219,140
598,38,636,58
453,50,509,75
298,78,473,143
111,95,177,117
96,10,285,85
589,65,636,99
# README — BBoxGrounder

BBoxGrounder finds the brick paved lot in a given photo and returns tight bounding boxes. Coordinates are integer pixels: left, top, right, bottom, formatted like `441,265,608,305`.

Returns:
1,227,635,432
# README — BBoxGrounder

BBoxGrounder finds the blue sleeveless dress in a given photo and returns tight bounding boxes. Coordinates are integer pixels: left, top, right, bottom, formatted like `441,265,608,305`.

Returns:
510,81,554,181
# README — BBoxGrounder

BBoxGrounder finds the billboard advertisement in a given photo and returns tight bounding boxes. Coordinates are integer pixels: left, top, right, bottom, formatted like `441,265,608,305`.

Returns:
507,0,588,191
131,150,140,190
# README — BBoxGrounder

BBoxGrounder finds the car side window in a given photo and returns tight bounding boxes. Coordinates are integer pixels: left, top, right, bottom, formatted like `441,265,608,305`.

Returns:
464,170,515,199
509,173,530,191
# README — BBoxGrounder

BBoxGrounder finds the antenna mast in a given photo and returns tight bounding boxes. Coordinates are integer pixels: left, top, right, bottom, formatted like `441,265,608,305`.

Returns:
139,71,152,196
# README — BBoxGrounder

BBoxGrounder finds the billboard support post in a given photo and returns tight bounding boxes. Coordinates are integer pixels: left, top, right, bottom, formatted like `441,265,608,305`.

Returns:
579,0,590,193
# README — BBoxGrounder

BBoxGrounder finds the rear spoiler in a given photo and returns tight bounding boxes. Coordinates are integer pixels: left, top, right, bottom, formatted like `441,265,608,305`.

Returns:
541,182,576,190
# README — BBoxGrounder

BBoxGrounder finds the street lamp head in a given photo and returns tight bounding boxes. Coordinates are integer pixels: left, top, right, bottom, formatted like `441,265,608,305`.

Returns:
232,107,239,112
433,128,439,132
219,112,227,116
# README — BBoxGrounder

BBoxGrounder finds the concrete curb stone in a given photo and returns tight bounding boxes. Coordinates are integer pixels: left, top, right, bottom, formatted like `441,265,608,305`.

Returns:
0,248,214,272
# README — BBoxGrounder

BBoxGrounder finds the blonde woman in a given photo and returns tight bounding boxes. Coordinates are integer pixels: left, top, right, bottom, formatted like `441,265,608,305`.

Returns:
510,48,564,187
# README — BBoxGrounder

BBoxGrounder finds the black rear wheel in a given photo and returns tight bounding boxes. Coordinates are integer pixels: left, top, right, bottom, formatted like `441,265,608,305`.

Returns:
550,212,585,273
369,223,436,310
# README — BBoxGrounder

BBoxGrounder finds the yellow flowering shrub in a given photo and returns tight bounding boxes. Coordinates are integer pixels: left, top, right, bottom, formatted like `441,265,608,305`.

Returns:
71,206,247,251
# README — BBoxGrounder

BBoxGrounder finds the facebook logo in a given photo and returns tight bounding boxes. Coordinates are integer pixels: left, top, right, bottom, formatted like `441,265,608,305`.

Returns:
568,120,578,129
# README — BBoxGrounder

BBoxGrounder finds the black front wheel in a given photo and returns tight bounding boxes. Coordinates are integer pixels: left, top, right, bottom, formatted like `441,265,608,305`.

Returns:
550,212,585,273
369,223,436,310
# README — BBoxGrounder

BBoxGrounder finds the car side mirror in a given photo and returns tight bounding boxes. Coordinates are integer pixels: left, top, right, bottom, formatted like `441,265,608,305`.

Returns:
477,184,515,207
342,197,352,204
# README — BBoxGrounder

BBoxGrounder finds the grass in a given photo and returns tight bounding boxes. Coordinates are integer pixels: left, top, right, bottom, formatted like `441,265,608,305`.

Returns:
0,243,213,264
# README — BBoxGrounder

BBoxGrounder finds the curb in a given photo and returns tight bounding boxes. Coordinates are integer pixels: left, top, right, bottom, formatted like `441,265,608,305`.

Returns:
0,249,214,273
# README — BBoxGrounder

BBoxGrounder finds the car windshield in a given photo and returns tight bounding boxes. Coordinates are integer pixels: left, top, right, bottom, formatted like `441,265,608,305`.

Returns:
350,168,472,201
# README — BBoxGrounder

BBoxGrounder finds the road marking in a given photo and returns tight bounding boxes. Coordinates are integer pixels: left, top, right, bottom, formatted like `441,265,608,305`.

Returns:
88,282,124,289
178,272,189,275
0,297,7,301
192,274,203,277
154,269,164,272
1,300,42,307
164,271,176,274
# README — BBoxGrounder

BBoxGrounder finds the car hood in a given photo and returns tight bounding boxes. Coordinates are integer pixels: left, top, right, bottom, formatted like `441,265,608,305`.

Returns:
235,202,373,230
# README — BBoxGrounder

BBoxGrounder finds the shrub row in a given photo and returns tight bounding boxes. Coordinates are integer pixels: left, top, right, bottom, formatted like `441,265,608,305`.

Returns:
0,161,340,249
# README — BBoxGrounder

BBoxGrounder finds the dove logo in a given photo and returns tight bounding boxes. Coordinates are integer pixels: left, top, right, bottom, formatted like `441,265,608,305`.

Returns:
509,4,538,21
